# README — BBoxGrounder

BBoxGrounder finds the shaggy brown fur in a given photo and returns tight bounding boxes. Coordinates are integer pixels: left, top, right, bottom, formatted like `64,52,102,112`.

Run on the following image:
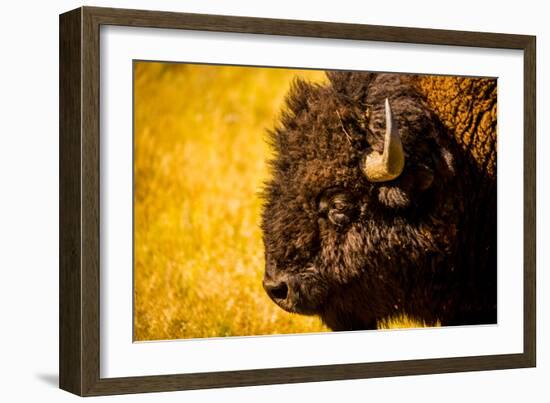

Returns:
417,76,497,178
261,71,496,330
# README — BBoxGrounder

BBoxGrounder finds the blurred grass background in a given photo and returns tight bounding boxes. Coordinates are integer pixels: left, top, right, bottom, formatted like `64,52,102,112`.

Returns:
134,62,426,341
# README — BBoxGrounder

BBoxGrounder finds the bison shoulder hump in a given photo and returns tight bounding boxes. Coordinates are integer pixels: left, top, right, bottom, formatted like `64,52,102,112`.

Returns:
416,76,497,178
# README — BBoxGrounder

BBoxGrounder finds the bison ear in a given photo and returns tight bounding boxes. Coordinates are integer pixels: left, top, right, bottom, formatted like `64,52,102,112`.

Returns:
376,164,434,209
377,186,411,209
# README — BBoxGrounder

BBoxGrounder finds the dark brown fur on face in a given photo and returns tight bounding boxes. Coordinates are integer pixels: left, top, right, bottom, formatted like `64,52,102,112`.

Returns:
261,71,496,330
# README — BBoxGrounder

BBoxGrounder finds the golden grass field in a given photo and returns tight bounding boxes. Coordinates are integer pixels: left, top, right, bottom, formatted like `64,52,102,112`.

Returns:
133,62,425,341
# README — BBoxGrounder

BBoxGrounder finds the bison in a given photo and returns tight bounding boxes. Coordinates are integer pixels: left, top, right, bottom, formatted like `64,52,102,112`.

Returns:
261,72,496,330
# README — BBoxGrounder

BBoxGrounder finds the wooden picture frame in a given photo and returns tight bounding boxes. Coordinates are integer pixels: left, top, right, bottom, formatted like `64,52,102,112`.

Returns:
59,6,536,396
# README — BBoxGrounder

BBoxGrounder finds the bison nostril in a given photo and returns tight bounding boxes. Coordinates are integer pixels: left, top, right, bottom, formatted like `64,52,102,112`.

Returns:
265,281,289,300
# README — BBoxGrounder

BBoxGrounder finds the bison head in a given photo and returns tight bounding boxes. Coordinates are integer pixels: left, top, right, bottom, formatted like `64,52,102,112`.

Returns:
261,72,462,330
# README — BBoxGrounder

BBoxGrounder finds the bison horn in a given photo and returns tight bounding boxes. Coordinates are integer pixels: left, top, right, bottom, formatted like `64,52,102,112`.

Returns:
362,98,405,182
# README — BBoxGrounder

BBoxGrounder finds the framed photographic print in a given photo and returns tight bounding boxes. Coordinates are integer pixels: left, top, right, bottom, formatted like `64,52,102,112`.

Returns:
59,6,536,396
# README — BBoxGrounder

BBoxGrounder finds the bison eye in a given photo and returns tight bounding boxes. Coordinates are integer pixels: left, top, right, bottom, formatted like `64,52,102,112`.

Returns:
319,192,355,228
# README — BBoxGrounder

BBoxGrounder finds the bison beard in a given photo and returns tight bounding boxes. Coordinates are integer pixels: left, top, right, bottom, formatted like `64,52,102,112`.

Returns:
261,71,497,330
